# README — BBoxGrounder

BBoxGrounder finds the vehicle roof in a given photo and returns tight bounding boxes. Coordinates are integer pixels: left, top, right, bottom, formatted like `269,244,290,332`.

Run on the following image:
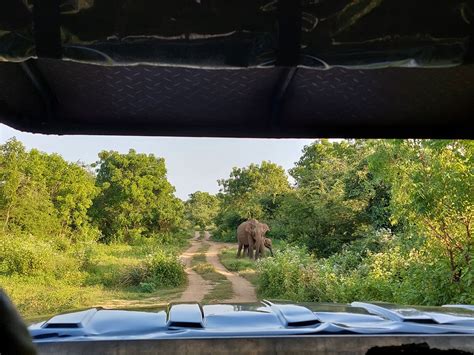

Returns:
1,59,473,138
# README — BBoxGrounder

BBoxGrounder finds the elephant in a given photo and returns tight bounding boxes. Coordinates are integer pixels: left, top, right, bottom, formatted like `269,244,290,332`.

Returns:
243,237,273,257
236,219,270,260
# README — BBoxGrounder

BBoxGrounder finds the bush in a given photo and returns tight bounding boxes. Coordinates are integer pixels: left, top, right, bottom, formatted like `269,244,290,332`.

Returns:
146,250,186,287
212,228,237,243
121,250,186,289
120,264,150,287
256,245,314,301
138,282,156,293
212,210,243,242
0,233,83,279
0,234,53,275
255,231,474,306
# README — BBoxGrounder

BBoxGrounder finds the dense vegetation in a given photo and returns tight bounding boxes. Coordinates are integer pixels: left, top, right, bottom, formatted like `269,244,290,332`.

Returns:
185,191,220,230
0,137,472,317
213,140,473,305
0,139,187,317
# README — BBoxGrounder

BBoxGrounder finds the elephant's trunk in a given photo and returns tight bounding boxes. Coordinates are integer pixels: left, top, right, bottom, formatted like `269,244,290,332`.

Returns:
269,248,274,257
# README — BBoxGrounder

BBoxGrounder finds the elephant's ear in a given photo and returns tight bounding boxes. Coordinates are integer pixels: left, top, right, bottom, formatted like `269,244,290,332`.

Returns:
244,222,252,234
244,220,257,234
262,223,270,233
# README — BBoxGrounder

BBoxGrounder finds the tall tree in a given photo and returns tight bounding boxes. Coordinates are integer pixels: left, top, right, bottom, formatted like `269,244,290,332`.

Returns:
185,191,220,230
0,138,98,241
218,161,290,219
91,149,184,243
369,140,474,283
276,139,387,256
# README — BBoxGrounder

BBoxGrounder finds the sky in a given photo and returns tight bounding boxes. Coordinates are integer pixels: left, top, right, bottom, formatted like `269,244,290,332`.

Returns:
0,124,314,200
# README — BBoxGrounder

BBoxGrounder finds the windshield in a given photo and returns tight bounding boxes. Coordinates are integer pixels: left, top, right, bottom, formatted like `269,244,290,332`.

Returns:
0,124,472,321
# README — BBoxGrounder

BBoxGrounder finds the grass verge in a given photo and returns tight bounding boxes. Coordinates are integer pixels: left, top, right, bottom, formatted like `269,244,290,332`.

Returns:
3,236,192,320
219,247,259,287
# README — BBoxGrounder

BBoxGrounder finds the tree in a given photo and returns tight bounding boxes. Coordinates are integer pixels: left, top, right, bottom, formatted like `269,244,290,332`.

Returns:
275,140,380,256
91,149,184,243
368,140,473,283
218,161,290,219
0,138,98,241
213,161,290,241
185,191,220,230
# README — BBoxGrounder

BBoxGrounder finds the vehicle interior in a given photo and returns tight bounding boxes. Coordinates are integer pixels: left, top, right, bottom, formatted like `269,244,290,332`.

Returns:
0,0,473,354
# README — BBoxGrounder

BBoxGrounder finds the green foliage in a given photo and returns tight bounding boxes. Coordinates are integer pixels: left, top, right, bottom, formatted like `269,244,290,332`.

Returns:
145,250,186,287
255,231,473,305
0,138,99,242
368,140,473,284
254,140,388,256
138,282,156,293
214,161,290,241
220,248,256,272
1,136,472,316
1,274,103,317
185,191,220,230
121,250,186,291
216,139,472,305
256,245,314,301
0,139,189,317
91,149,184,243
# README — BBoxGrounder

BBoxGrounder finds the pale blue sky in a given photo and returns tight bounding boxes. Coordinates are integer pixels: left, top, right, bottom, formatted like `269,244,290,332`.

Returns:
0,124,314,200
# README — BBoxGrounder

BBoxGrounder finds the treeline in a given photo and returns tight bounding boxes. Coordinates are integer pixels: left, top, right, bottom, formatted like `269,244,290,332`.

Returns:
0,138,185,245
0,138,187,315
211,139,473,305
1,137,472,308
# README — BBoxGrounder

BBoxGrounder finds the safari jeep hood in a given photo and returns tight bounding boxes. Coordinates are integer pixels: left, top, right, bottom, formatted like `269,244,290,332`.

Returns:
27,301,474,354
29,301,474,341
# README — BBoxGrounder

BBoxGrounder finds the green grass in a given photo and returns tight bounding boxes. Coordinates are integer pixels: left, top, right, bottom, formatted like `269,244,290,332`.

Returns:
2,237,191,320
190,243,210,268
219,247,259,287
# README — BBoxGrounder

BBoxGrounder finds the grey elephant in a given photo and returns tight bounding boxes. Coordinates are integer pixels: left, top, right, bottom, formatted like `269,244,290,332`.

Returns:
243,237,273,257
236,219,270,260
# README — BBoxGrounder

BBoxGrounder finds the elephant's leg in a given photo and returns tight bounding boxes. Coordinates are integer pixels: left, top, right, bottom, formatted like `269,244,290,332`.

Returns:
248,238,254,259
237,243,243,258
254,239,264,260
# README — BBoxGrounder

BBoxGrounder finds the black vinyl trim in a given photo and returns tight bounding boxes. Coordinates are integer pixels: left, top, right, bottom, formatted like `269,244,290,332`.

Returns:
270,67,298,132
33,0,62,58
20,61,57,123
3,117,472,139
276,0,302,66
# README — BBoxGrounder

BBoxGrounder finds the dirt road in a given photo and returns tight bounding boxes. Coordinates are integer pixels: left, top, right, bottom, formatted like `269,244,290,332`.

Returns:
175,240,213,302
96,235,257,308
206,242,257,302
176,237,257,303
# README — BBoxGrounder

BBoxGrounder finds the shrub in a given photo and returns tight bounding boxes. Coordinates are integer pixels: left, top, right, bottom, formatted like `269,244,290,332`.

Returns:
121,250,186,289
0,235,80,281
0,233,66,276
254,231,474,306
146,250,186,287
256,245,313,301
120,264,150,287
138,282,156,293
